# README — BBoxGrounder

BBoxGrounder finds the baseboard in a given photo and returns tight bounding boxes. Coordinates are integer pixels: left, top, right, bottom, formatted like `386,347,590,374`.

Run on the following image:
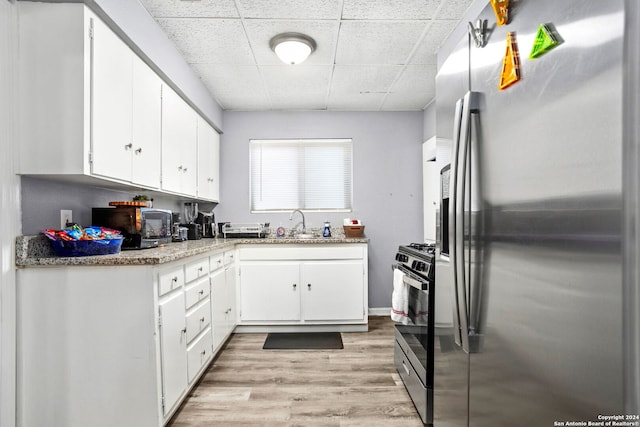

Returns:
368,307,391,316
235,324,368,333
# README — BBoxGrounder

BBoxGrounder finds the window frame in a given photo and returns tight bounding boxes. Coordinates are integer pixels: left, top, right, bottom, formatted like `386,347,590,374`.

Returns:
249,138,354,213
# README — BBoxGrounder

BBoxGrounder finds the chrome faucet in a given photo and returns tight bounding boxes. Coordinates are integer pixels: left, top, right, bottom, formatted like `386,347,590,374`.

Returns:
289,209,306,233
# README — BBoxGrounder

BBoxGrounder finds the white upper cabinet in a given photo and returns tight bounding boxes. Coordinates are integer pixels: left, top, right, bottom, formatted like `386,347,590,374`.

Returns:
91,15,133,181
423,137,438,243
91,17,162,188
131,57,162,187
161,86,197,196
17,2,216,199
196,117,220,202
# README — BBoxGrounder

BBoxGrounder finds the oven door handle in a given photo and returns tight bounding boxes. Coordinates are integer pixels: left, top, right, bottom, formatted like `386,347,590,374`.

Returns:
393,264,429,291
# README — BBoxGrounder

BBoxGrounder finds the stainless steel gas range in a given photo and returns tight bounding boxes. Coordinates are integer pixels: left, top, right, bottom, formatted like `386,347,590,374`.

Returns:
392,243,437,425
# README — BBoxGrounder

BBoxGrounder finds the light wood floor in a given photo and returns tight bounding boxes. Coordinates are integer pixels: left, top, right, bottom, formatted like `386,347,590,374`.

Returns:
168,316,424,426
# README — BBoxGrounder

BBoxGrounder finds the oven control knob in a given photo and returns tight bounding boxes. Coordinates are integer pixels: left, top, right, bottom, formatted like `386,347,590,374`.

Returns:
416,262,426,272
396,253,408,262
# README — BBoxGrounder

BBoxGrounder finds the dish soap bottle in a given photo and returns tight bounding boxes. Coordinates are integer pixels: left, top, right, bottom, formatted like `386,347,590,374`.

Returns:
322,221,332,238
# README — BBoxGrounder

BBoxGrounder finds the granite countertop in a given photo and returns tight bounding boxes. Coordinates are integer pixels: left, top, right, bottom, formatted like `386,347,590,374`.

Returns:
16,234,368,267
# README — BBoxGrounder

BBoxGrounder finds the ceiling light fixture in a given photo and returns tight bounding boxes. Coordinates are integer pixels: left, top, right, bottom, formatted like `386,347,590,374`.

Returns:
269,32,316,65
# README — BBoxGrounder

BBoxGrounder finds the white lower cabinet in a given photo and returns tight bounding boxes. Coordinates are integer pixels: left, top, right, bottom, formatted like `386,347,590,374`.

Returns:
240,262,301,321
16,249,236,427
158,290,187,416
300,261,364,321
210,250,238,352
237,244,368,330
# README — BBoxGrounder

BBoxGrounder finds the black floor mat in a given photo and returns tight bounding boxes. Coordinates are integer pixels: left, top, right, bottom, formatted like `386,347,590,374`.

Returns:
263,332,344,350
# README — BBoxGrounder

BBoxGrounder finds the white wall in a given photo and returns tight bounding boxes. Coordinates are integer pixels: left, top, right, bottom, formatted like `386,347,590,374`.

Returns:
423,101,436,141
217,111,424,309
0,1,19,426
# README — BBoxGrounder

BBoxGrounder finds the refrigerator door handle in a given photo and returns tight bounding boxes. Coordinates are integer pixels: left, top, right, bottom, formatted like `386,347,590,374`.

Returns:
449,96,465,347
467,110,485,354
455,91,475,353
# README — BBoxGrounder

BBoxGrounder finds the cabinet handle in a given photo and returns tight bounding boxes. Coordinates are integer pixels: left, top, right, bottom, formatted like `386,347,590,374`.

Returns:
124,143,133,150
307,283,312,290
172,276,178,283
293,283,297,289
200,316,205,322
178,165,183,171
199,289,204,295
183,167,188,173
198,266,204,272
181,327,187,334
135,147,142,154
201,349,206,357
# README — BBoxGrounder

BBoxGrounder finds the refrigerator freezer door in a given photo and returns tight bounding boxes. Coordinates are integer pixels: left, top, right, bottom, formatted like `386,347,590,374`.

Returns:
434,34,471,427
467,0,625,425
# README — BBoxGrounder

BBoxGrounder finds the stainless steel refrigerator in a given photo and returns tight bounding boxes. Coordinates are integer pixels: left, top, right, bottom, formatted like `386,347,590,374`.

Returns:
434,0,638,425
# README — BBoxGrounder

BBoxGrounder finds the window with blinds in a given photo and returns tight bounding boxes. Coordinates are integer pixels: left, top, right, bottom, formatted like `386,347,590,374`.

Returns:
250,139,353,212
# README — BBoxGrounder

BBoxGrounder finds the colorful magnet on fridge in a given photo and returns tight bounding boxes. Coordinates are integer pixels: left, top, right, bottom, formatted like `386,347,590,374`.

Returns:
529,23,563,59
499,32,521,90
490,0,509,26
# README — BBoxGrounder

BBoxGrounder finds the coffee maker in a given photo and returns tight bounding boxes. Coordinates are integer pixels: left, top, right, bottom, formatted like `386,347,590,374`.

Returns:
196,209,216,238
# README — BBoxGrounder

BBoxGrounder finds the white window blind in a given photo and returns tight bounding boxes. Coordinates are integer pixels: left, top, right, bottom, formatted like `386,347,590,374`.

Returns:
250,139,353,212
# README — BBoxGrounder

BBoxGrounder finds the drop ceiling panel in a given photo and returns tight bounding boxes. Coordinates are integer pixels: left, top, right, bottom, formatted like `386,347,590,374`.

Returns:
244,20,338,66
410,20,459,64
140,0,239,18
327,92,387,111
330,65,402,96
335,21,428,65
236,0,341,20
191,64,270,110
434,0,478,19
342,0,442,20
156,18,254,65
382,65,437,110
261,65,332,109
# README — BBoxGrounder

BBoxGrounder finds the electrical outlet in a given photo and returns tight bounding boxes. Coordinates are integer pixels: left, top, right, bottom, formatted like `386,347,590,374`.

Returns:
60,210,72,229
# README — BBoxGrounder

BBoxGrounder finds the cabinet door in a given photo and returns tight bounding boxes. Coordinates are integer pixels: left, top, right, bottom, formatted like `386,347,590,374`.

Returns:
90,15,133,181
301,261,364,321
210,268,227,350
224,263,237,333
423,159,438,243
196,117,220,201
158,292,187,415
239,262,300,321
131,56,161,188
161,86,197,195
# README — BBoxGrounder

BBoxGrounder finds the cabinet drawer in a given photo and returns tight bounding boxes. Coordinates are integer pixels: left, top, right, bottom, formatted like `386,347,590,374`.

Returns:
185,276,210,309
187,327,212,383
210,253,224,272
186,298,211,343
158,267,184,296
185,258,209,283
223,251,235,266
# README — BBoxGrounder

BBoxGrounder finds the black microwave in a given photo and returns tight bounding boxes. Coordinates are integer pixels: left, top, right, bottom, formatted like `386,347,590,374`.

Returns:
92,207,172,249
